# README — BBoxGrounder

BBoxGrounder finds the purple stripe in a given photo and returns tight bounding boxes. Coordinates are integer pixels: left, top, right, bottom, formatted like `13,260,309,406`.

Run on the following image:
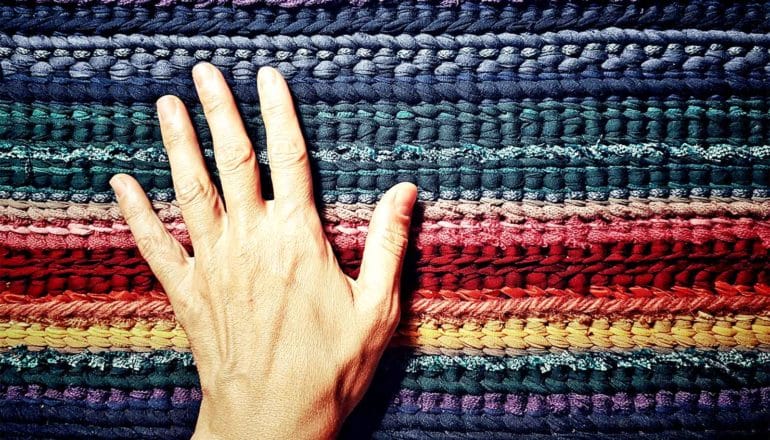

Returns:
397,389,770,414
1,384,201,407
2,385,765,414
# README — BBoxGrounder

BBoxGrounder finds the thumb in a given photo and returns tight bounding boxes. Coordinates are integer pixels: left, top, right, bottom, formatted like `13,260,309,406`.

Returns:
356,182,418,307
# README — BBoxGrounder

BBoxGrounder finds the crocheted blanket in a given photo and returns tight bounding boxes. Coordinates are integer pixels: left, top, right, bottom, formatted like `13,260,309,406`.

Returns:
2,0,770,438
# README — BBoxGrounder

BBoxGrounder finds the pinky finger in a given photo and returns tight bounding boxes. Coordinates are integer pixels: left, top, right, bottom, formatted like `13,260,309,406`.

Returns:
110,174,190,294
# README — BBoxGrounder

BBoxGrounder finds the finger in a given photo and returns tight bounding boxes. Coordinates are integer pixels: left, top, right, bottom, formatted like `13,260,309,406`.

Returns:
356,183,418,308
193,62,263,217
257,66,314,213
157,94,224,248
110,174,191,308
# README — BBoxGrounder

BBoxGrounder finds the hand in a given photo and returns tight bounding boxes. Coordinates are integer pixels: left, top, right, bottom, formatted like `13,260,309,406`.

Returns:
109,63,417,439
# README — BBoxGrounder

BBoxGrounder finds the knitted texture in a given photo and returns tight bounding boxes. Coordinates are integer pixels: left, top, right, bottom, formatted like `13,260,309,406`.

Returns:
2,0,770,438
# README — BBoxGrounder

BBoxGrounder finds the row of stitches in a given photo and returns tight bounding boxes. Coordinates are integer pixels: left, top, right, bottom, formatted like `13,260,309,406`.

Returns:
359,407,767,434
3,384,769,417
2,403,769,438
12,0,562,5
3,425,763,440
3,242,768,294
3,189,769,205
4,1,770,36
1,415,768,436
3,289,770,323
4,99,770,150
2,392,769,434
3,75,765,104
3,211,770,249
399,315,770,353
364,430,769,439
2,282,768,304
3,199,770,224
4,346,768,375
4,31,770,81
0,421,190,439
1,314,769,351
0,384,770,417
1,170,766,203
3,139,768,164
1,143,767,202
411,284,770,301
2,347,769,393
3,98,770,148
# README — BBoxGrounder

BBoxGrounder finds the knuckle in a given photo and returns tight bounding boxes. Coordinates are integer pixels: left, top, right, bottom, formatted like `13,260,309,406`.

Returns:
135,233,168,263
120,201,149,226
203,94,230,116
268,139,307,171
378,223,408,259
175,178,216,208
215,140,256,174
162,128,189,150
261,100,293,121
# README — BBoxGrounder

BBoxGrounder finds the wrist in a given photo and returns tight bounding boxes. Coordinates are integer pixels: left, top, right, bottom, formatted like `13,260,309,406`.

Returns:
193,396,342,440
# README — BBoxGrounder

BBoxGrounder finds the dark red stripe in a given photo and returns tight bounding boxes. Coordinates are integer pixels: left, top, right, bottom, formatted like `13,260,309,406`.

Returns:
2,238,768,296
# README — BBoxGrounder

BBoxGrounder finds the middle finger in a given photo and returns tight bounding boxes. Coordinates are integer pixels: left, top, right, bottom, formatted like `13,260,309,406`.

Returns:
193,62,264,219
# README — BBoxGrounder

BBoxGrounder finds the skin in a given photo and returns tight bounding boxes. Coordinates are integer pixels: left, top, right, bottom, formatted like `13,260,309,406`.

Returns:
109,63,418,439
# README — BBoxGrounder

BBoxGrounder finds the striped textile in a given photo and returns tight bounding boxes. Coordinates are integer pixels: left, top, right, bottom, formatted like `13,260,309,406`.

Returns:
1,0,770,438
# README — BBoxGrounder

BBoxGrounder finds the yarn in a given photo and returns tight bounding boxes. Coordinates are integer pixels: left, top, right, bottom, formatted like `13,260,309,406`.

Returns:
2,0,770,437
3,76,768,107
3,313,770,352
3,285,770,322
4,1,770,36
5,30,770,84
4,211,770,250
2,238,769,296
6,137,769,202
4,198,770,224
16,0,534,6
2,387,770,434
3,139,769,202
4,98,770,148
3,347,770,393
4,384,770,418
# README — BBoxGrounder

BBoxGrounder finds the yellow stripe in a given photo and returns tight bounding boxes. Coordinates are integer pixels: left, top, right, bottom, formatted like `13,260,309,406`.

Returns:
2,314,769,351
0,321,189,350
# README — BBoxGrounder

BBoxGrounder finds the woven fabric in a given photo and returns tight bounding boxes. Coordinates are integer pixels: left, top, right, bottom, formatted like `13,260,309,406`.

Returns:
2,0,770,438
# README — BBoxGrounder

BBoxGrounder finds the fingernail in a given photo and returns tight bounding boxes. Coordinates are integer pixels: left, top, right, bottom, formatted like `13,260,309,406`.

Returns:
156,96,179,121
109,175,127,199
192,62,217,87
258,67,279,89
394,184,417,218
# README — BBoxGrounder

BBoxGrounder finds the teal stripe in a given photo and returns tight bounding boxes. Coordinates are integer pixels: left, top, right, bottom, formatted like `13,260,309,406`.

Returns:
0,141,767,202
1,348,769,395
2,347,768,373
2,97,770,149
1,141,769,164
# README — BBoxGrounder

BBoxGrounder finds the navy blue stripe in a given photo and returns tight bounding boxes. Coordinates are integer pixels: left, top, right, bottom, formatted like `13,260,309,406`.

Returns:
2,1,770,36
0,75,765,106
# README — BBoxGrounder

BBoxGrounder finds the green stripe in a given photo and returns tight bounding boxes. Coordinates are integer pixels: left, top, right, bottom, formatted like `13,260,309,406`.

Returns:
2,97,770,149
2,348,769,395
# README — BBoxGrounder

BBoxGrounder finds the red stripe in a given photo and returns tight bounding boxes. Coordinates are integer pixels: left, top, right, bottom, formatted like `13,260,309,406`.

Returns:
2,283,769,323
2,238,768,296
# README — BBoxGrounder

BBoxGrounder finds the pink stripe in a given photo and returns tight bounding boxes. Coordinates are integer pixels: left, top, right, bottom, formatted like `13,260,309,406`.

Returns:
2,216,769,249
